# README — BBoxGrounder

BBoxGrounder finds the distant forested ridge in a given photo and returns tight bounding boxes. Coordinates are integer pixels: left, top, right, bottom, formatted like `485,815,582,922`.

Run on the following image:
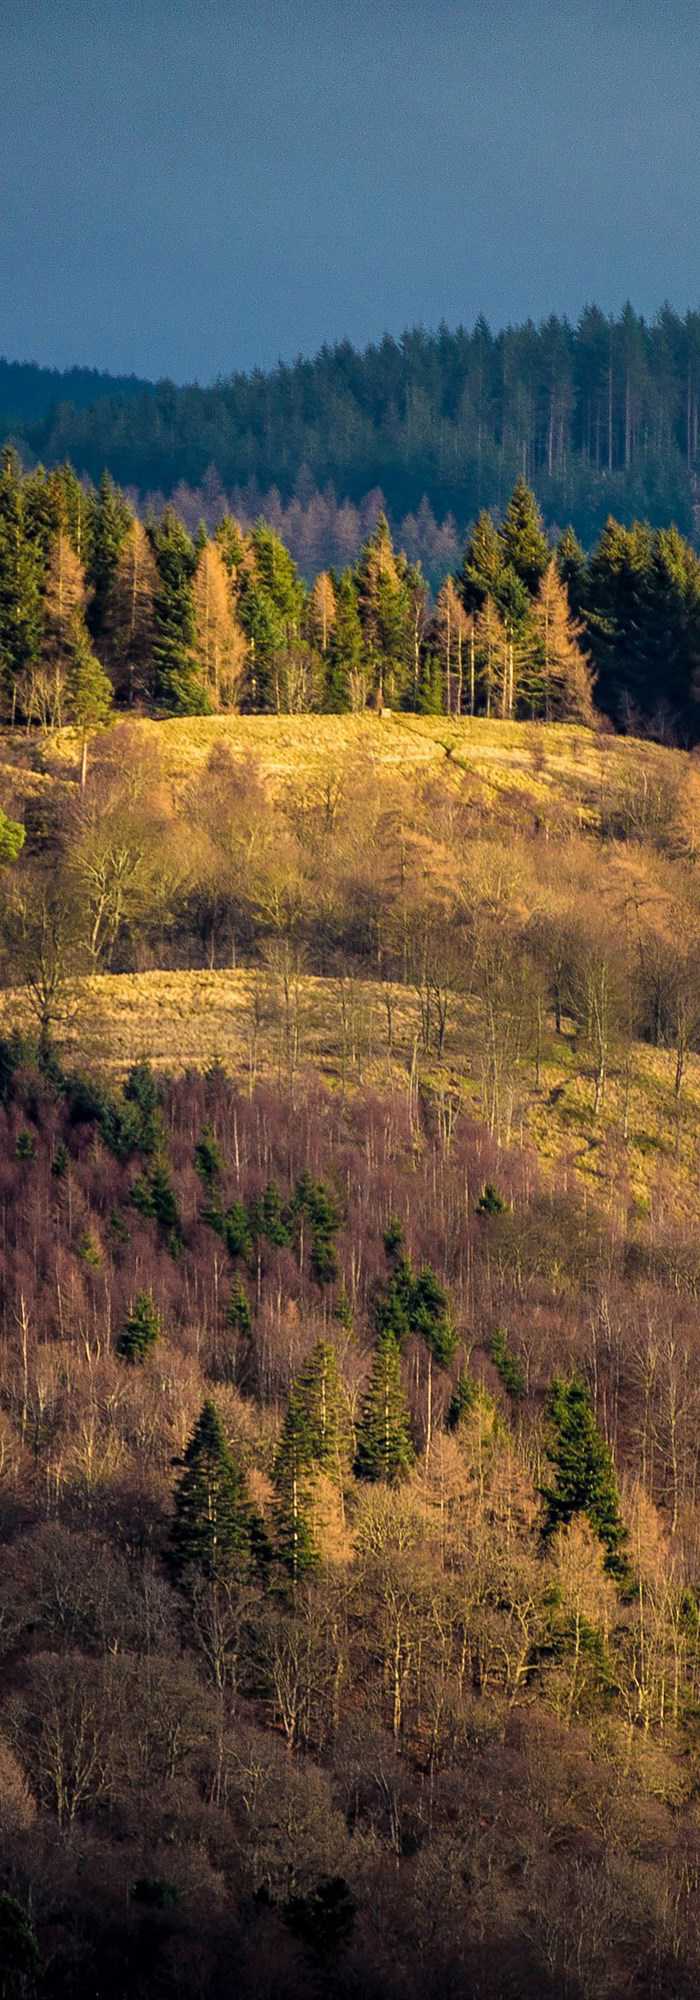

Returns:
0,356,152,430
7,304,700,543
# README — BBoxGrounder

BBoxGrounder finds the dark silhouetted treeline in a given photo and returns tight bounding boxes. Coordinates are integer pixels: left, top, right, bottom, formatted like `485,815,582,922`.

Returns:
8,304,700,543
0,355,151,430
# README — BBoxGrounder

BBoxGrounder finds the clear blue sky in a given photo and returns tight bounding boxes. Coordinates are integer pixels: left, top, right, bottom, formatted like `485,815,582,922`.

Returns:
2,0,699,381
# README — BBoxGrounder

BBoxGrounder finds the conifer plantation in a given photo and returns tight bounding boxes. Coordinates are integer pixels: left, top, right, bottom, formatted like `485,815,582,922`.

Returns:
5,444,700,736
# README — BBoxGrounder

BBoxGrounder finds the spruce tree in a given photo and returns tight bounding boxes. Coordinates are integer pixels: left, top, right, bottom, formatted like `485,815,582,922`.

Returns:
0,450,43,718
540,1375,628,1577
410,1264,456,1371
326,572,364,710
87,471,131,647
500,478,549,596
226,1276,253,1340
170,1399,257,1583
354,1329,414,1483
458,509,505,616
251,1180,290,1248
194,1122,224,1189
116,1290,162,1364
293,1173,341,1285
446,1367,477,1430
489,1327,525,1400
273,1394,319,1580
151,509,208,714
556,525,587,619
291,1339,349,1474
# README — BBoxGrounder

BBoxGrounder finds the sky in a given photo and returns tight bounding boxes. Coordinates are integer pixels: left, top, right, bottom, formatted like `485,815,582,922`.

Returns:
1,0,699,383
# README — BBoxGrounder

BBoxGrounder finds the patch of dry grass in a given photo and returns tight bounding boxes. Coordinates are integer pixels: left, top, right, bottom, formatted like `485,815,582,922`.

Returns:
2,964,699,1223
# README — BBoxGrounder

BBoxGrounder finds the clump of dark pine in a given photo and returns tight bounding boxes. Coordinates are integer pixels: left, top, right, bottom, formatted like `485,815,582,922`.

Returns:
489,1328,525,1400
540,1374,628,1579
170,1398,266,1585
116,1291,162,1365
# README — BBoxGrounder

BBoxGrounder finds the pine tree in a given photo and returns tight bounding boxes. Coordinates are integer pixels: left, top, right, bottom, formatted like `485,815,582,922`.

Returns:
489,1327,525,1399
586,517,654,725
131,1156,183,1251
540,1375,628,1577
87,472,131,648
556,526,587,619
226,1276,252,1340
194,1122,223,1189
116,1290,162,1364
215,513,247,574
290,1339,349,1475
170,1399,257,1582
0,1892,40,2000
151,509,208,714
293,1173,341,1285
222,1200,254,1262
356,514,413,706
273,1395,319,1580
410,1265,456,1371
446,1367,477,1430
354,1329,414,1483
326,572,364,710
458,510,505,617
237,570,286,711
0,450,43,718
500,478,549,595
473,595,508,717
250,1180,290,1248
415,652,443,714
192,540,246,709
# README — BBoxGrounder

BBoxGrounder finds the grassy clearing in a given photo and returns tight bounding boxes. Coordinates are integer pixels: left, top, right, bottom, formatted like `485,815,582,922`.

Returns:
3,964,699,1223
23,710,698,828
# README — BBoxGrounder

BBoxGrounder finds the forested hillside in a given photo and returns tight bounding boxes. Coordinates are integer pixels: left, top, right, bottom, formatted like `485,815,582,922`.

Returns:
0,700,697,1994
8,304,700,542
4,322,700,1991
3,447,700,738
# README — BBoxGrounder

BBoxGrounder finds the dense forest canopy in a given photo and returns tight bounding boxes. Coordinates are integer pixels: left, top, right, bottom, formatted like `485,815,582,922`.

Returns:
2,447,700,738
6,303,700,543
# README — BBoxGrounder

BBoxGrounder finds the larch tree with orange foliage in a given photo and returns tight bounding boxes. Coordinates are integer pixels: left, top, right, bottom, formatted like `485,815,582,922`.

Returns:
193,541,247,710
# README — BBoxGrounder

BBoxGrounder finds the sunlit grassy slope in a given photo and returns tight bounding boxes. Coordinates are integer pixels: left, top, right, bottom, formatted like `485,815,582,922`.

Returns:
3,713,700,1222
35,710,700,832
1,965,698,1225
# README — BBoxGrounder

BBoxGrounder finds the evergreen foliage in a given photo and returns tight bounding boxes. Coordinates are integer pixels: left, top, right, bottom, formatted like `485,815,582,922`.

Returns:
170,1399,258,1582
541,1375,628,1577
116,1290,162,1364
489,1328,525,1400
354,1329,414,1483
